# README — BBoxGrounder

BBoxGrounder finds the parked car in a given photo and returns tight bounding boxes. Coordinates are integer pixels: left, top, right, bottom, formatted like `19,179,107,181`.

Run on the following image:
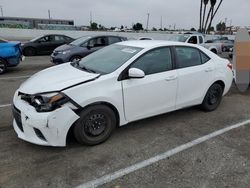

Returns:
170,34,222,54
21,34,74,56
138,37,153,40
13,41,233,147
206,39,234,52
0,38,23,74
51,35,127,64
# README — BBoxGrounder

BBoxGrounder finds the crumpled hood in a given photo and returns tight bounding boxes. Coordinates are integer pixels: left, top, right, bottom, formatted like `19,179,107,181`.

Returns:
19,63,100,94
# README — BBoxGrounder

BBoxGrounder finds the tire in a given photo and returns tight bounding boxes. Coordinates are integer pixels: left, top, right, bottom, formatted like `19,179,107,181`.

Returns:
74,105,116,145
0,58,7,74
24,47,36,56
201,83,223,112
211,49,217,54
70,55,82,62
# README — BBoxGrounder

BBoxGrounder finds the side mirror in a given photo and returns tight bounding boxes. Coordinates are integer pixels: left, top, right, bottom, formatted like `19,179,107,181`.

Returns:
128,68,145,79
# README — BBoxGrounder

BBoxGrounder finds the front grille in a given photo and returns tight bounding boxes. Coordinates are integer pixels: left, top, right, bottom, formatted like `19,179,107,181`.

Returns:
34,128,47,141
12,105,23,132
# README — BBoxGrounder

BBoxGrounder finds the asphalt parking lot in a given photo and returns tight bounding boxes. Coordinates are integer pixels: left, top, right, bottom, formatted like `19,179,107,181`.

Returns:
0,56,250,188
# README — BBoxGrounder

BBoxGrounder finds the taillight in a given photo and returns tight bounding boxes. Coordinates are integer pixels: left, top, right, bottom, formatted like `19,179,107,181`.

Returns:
227,63,233,70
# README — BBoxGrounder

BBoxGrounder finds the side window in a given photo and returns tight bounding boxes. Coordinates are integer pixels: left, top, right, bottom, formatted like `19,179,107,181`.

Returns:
199,36,203,44
64,36,72,41
88,37,107,47
55,35,65,41
38,36,48,42
188,36,198,44
175,47,202,69
108,37,121,44
200,51,210,64
40,36,54,42
131,47,172,75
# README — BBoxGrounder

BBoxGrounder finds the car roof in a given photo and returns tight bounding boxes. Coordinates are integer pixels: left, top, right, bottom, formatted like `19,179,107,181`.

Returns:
117,40,198,49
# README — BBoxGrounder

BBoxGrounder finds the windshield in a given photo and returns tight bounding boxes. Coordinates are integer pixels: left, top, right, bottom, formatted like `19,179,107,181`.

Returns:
0,37,8,43
169,35,190,42
70,36,90,46
30,36,43,42
77,44,142,74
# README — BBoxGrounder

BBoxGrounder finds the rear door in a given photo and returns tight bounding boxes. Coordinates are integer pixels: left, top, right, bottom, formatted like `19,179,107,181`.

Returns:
174,46,214,109
122,47,178,122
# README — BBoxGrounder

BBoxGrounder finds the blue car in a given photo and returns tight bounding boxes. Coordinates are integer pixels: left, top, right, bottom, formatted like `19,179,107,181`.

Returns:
0,38,23,74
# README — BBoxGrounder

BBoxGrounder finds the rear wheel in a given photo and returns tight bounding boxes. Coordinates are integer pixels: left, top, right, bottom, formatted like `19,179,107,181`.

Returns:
74,105,116,145
201,83,223,111
0,58,7,74
24,47,36,56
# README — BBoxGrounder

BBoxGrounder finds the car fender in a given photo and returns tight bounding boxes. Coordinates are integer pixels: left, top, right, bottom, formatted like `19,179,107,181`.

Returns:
63,77,128,126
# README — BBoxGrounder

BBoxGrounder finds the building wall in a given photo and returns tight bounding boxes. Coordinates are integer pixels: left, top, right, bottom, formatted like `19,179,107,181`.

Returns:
0,17,74,29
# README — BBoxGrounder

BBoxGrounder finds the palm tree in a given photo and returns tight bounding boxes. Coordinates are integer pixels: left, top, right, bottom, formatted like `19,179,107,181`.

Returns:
199,0,203,32
201,0,209,32
207,0,224,32
204,0,217,33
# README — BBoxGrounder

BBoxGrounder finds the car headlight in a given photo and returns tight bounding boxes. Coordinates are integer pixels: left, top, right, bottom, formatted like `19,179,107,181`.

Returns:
62,50,71,55
28,93,70,112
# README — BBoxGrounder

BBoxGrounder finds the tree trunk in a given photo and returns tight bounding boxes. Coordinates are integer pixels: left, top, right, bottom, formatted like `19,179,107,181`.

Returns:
199,0,203,31
206,7,214,34
204,8,212,34
201,5,207,33
206,0,223,33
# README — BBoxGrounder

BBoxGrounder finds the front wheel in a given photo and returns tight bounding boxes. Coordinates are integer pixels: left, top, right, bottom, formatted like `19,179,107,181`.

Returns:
24,47,36,56
74,105,116,145
70,55,82,62
201,83,223,112
0,58,7,74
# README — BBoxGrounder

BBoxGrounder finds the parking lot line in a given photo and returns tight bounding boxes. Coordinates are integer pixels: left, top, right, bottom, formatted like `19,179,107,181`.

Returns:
0,75,31,80
77,119,250,188
0,104,11,108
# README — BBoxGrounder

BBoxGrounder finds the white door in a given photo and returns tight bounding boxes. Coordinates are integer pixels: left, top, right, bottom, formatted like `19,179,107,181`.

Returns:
175,46,215,109
122,47,178,122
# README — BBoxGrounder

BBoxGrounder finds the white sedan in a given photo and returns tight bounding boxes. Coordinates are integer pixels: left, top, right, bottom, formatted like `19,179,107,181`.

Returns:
13,41,233,147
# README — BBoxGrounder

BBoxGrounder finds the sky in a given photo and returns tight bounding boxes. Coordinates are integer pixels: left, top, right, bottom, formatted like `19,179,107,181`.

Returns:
0,0,249,29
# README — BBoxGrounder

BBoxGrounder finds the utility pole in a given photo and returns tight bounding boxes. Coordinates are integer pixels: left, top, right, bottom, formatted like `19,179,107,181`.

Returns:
146,13,150,31
160,16,162,30
0,6,3,17
90,11,93,25
224,18,227,33
229,19,232,34
48,10,51,19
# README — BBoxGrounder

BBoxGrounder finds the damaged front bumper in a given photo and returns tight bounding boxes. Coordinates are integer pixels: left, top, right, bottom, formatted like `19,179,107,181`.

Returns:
13,92,79,147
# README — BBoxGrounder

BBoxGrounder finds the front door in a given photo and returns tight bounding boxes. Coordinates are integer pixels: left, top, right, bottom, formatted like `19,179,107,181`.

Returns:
122,47,178,122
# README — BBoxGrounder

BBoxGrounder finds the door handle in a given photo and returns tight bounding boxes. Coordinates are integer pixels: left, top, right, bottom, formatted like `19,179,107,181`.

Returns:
205,67,214,72
165,75,177,81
